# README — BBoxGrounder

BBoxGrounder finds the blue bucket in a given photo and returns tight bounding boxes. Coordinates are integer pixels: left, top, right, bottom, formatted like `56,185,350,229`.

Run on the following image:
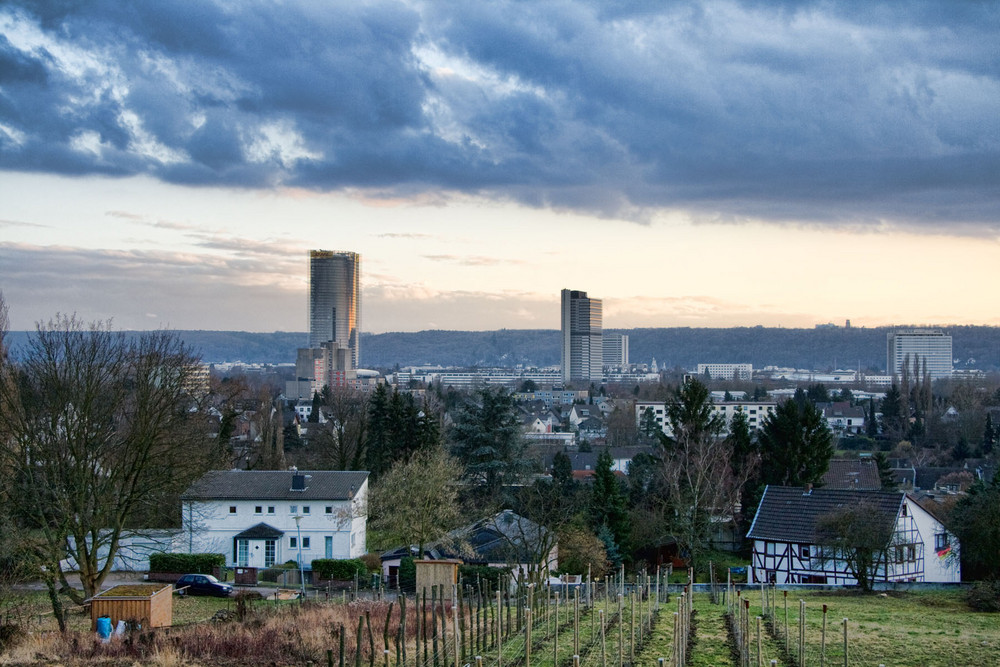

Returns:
96,616,112,639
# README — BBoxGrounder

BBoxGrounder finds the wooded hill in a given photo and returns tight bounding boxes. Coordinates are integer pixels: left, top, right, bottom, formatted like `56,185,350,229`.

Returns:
11,326,1000,372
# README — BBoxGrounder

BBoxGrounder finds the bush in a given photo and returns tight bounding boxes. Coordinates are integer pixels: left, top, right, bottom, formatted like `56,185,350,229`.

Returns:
360,553,382,573
311,558,367,581
149,553,225,574
399,557,416,592
459,564,507,588
967,581,1000,612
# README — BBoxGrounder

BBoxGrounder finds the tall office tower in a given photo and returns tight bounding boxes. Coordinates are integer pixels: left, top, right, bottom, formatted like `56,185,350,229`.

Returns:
603,333,629,368
887,329,952,380
309,250,361,368
561,289,603,384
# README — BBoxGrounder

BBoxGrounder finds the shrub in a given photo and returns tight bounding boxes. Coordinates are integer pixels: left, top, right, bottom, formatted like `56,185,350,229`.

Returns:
360,553,382,573
311,558,367,581
967,580,1000,612
149,553,225,574
399,557,416,592
459,564,507,588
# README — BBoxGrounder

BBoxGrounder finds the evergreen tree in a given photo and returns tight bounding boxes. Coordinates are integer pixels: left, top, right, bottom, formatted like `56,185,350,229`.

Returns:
866,398,879,439
806,383,830,404
552,451,575,494
983,413,995,454
727,410,756,481
590,449,628,554
758,398,834,487
449,387,527,501
873,451,897,491
308,391,321,423
880,384,904,442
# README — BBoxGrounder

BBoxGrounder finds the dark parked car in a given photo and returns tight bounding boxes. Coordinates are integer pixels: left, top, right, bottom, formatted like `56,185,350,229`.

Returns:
174,574,233,597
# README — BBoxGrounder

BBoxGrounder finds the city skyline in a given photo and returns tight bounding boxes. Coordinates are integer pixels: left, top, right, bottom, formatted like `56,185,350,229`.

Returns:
2,2,999,333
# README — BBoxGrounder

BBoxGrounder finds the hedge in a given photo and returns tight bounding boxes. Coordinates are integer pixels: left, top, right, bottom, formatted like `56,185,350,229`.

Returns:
311,558,367,580
459,564,507,587
149,553,226,574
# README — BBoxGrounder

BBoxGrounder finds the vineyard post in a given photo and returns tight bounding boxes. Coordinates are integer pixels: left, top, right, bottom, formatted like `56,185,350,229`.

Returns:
842,618,848,667
820,604,827,667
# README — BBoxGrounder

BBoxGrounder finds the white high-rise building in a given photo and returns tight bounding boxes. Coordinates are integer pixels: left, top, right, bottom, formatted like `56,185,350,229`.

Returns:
887,329,952,380
309,250,361,368
561,289,603,384
603,333,629,368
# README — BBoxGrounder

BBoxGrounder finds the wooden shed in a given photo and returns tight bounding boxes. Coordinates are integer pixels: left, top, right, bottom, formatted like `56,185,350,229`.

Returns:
90,584,173,630
415,559,461,601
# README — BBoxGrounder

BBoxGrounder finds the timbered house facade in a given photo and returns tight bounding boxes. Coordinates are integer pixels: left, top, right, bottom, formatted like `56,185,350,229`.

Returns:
747,486,959,585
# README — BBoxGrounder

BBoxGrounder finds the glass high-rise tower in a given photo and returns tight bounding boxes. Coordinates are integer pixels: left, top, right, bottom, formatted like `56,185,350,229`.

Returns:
309,250,361,368
561,289,603,384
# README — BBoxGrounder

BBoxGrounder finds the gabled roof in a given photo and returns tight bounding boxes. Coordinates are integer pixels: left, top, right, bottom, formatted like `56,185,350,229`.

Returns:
182,469,368,501
822,459,881,490
233,522,285,539
747,486,903,544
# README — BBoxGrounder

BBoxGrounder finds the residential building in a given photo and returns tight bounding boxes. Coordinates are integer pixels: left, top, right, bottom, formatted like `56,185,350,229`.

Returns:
380,510,557,586
696,363,752,381
886,329,952,380
181,469,368,569
602,333,629,368
747,486,960,585
818,401,866,435
635,399,776,434
561,289,602,384
309,250,361,367
822,459,882,490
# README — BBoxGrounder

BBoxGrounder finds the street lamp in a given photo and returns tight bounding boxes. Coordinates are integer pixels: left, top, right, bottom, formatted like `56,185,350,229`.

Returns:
293,514,306,597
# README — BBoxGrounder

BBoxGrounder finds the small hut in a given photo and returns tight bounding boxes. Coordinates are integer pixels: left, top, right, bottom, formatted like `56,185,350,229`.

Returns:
90,584,173,630
415,559,461,600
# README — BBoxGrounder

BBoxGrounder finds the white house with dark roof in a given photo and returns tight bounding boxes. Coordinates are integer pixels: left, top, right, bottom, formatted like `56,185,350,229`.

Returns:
181,469,368,569
747,486,959,585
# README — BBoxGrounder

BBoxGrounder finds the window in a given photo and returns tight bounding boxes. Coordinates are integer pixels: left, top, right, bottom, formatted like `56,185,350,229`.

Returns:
229,506,237,514
935,533,950,550
290,505,298,514
906,545,916,562
302,537,311,549
901,504,908,517
799,545,811,559
255,506,262,514
325,506,334,514
303,506,311,515
267,506,275,514
290,537,297,549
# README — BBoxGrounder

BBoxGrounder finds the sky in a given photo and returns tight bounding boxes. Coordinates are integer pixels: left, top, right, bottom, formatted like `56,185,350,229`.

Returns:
1,1,999,333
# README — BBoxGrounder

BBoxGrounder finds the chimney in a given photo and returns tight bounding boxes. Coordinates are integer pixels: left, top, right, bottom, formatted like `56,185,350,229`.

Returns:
804,483,813,495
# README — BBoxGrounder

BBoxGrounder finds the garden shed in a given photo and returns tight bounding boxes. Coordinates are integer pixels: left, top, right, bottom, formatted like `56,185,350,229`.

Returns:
90,584,173,630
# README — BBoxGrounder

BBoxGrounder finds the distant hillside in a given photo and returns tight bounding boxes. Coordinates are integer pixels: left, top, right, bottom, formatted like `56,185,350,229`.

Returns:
7,326,1000,372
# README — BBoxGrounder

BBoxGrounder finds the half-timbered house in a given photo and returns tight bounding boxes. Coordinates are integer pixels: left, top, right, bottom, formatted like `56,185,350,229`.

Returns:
747,486,959,585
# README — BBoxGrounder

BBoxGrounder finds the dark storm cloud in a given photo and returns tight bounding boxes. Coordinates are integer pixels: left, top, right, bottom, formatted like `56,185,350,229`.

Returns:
1,1,998,228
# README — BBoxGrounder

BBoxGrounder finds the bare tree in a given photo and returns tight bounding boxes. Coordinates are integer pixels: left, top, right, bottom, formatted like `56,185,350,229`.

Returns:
657,378,748,572
367,446,463,558
0,315,212,619
315,386,369,470
815,499,899,592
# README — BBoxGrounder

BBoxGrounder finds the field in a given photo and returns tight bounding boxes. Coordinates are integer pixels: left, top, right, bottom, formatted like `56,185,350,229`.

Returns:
0,587,997,665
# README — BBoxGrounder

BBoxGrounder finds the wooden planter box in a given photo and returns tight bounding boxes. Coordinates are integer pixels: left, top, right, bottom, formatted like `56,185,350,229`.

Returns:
91,584,173,630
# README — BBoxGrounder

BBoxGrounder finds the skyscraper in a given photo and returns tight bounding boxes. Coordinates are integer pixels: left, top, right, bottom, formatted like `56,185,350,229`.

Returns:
561,289,603,384
887,329,952,380
309,250,361,368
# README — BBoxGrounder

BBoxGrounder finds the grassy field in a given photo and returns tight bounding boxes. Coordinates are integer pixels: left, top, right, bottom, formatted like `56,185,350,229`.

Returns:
733,587,999,667
1,588,997,665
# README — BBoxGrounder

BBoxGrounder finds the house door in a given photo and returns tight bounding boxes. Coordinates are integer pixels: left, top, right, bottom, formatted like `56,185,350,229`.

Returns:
237,539,249,566
325,536,333,559
265,540,276,567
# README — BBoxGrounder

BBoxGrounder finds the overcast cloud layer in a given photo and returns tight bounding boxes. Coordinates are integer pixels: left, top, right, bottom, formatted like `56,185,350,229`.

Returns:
2,0,998,229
